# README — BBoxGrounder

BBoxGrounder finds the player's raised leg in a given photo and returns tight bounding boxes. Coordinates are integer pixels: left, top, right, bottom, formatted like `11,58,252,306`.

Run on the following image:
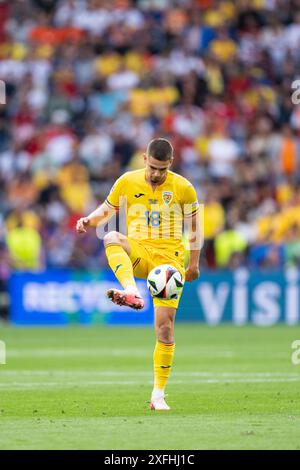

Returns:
151,306,176,411
104,231,144,310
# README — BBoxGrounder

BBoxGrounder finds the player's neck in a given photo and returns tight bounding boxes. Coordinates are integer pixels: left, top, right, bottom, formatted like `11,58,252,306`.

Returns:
145,171,169,190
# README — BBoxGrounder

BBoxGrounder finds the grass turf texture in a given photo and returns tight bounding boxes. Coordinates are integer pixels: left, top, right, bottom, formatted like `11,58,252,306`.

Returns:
0,324,300,450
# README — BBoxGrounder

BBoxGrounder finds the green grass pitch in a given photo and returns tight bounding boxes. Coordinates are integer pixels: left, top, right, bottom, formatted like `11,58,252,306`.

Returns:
0,324,300,450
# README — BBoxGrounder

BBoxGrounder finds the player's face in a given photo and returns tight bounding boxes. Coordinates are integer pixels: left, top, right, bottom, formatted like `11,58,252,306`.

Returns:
144,155,173,185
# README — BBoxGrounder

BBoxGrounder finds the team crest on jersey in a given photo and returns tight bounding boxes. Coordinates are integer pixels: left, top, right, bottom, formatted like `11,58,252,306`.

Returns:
162,191,173,205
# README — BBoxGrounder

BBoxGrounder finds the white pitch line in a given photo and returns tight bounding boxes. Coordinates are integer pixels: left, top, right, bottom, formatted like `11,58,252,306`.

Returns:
0,370,299,377
6,349,236,358
6,349,150,358
0,377,299,390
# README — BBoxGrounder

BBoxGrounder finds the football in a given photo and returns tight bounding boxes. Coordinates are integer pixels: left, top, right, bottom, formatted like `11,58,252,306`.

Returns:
147,264,184,299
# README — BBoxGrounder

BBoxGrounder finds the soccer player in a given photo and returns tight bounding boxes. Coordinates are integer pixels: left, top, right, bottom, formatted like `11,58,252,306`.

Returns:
76,138,201,410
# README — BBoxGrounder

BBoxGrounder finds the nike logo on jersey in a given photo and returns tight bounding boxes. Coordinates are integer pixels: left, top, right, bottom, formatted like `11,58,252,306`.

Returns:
160,365,171,369
114,264,122,274
134,193,145,198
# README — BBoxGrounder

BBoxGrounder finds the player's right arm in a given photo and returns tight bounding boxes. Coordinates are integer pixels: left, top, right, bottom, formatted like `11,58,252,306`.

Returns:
76,202,117,233
76,174,125,233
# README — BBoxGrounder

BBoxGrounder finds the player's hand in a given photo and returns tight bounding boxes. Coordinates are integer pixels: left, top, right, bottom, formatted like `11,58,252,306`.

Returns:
185,265,200,282
76,217,90,233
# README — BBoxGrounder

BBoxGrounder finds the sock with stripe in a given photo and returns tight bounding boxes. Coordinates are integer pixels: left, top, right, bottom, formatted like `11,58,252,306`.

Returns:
152,341,175,397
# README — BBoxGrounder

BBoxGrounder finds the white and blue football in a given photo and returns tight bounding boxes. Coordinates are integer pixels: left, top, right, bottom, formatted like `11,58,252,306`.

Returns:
147,264,184,300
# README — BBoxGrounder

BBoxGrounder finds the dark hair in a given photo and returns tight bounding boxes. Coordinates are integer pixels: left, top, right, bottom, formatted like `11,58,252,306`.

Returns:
146,138,173,161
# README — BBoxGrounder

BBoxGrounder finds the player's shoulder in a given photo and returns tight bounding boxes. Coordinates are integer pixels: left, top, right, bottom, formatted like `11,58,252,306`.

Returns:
168,170,195,189
116,169,145,184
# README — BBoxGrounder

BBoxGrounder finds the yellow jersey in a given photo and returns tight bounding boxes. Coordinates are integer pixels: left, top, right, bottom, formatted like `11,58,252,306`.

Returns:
105,169,199,254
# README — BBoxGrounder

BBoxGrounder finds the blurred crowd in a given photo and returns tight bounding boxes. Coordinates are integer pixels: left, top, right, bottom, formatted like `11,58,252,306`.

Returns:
1,0,300,287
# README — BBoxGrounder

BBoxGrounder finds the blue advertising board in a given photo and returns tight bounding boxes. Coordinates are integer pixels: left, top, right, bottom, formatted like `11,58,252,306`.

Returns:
9,268,300,326
9,270,152,326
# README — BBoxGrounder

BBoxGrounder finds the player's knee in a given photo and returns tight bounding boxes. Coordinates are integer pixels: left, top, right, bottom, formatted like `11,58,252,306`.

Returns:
157,323,174,343
103,231,122,247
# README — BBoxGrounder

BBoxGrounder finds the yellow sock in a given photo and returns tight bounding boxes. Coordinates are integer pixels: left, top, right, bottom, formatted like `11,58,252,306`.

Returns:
153,341,175,391
105,244,136,289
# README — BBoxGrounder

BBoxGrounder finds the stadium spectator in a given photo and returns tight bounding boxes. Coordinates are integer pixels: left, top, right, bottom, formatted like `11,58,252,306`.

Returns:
6,216,42,270
214,220,248,268
1,0,300,276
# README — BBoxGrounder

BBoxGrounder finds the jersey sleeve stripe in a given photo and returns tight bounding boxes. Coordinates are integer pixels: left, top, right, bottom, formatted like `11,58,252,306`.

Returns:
184,207,200,218
105,199,120,210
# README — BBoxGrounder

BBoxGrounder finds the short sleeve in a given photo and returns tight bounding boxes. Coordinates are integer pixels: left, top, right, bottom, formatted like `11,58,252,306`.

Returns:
105,175,126,210
182,182,200,218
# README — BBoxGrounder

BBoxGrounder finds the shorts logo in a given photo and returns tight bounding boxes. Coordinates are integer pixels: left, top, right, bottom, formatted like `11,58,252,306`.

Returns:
162,191,173,205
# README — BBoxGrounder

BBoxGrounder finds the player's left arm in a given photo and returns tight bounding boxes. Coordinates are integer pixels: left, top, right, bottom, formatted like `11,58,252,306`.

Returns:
185,211,201,281
182,183,203,282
